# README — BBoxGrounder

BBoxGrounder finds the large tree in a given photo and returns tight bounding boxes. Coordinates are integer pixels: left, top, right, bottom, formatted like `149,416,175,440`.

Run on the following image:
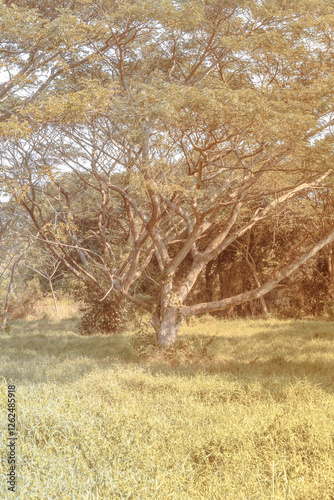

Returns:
1,0,334,344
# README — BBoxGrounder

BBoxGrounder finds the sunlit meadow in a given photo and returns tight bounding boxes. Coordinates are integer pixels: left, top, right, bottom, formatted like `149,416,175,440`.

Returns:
1,301,334,499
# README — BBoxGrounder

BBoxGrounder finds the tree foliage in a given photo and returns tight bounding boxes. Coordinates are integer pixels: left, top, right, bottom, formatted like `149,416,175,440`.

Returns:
1,0,334,343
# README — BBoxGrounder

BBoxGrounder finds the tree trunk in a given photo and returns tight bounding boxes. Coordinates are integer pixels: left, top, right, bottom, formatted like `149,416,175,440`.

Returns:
1,256,21,330
205,261,214,302
244,233,269,316
48,278,59,316
153,307,181,346
151,279,183,346
1,262,17,330
326,243,334,299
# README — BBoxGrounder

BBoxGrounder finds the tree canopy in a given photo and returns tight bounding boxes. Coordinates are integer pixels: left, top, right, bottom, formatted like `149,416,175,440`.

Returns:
1,0,334,343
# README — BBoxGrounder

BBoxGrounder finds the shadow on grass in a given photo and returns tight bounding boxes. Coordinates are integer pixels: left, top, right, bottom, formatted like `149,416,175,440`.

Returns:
1,317,135,361
0,318,136,383
145,320,334,393
147,356,334,389
1,318,334,390
9,317,80,334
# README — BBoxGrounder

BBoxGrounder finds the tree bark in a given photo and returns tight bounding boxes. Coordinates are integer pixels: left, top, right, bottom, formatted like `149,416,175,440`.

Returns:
243,238,269,316
48,278,59,316
1,260,17,330
326,243,334,299
153,307,181,346
151,278,183,346
205,260,214,302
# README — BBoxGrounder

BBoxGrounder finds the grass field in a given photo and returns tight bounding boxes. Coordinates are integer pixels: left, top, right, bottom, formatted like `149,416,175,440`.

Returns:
1,306,334,499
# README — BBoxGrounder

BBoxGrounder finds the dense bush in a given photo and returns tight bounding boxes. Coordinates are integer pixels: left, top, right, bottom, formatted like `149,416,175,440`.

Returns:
77,284,129,335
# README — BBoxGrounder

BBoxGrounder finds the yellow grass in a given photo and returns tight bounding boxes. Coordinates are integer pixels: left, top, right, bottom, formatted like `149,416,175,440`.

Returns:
1,305,334,499
25,296,81,321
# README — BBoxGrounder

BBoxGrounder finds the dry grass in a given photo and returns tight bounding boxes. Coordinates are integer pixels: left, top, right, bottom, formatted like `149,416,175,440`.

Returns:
1,304,334,499
25,296,81,321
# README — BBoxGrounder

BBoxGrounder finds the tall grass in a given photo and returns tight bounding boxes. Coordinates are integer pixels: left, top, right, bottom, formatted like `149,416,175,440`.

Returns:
1,304,334,499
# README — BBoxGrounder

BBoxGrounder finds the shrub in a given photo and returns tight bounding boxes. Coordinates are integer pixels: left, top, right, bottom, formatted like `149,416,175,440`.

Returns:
77,285,129,335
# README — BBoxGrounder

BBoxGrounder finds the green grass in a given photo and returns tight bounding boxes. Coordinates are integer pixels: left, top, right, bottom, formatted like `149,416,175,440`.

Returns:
1,311,334,499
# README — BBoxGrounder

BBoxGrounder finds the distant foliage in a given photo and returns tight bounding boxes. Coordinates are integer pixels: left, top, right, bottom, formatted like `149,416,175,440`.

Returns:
7,277,44,319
